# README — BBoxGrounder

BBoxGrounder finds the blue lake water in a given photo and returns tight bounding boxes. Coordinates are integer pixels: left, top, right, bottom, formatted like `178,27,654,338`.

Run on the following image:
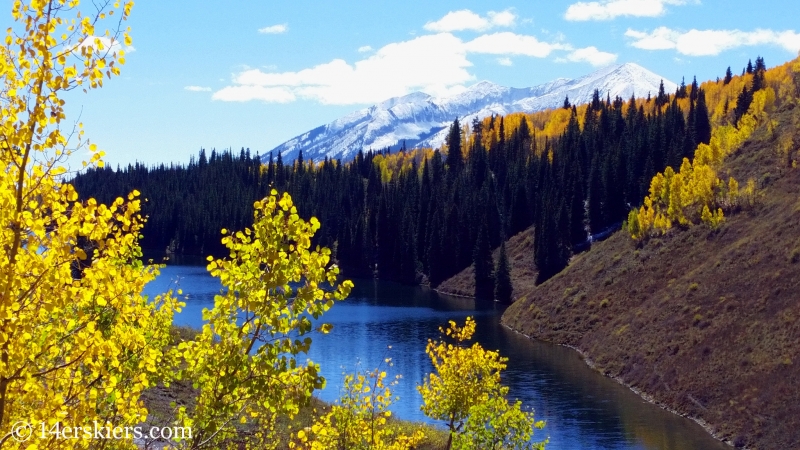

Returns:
144,265,730,450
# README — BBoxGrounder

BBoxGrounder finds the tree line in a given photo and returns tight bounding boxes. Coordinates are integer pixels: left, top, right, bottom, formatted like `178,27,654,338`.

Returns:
73,75,719,300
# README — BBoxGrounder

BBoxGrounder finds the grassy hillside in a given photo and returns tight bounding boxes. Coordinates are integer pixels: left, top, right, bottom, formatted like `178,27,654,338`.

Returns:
435,226,537,300
502,98,800,450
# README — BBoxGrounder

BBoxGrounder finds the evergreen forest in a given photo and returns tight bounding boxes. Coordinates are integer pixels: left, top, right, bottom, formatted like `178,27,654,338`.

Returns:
73,58,773,299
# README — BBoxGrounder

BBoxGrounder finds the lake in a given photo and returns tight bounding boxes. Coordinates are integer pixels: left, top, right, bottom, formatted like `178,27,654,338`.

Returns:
144,264,730,450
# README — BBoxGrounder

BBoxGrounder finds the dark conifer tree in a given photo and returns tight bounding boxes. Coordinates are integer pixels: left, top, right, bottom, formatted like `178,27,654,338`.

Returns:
445,118,463,172
587,153,605,232
568,166,586,247
473,222,494,300
694,88,711,145
508,183,530,236
656,80,668,107
724,66,733,85
591,89,601,110
734,85,753,124
752,56,766,92
427,210,445,286
755,56,766,72
677,77,687,98
266,152,275,184
276,152,285,187
494,242,512,303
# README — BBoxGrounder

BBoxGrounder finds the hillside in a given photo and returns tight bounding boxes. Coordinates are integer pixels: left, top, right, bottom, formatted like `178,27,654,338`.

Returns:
501,101,800,450
435,226,537,300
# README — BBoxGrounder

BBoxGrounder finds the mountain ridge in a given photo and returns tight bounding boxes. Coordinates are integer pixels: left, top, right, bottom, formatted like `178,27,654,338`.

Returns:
265,63,677,163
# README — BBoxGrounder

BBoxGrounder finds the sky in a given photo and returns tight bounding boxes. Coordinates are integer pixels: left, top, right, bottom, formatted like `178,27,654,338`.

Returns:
52,0,800,167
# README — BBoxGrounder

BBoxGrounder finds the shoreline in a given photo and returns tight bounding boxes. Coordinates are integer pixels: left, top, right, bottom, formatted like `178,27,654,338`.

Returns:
500,322,738,450
432,287,474,299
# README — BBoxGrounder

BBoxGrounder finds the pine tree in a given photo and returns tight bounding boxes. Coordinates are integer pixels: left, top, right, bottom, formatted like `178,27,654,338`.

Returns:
266,152,275,183
427,211,445,286
494,242,513,303
509,183,530,236
297,149,305,175
724,66,733,85
445,118,463,172
694,88,711,145
677,77,687,99
473,222,495,300
656,80,668,107
734,85,753,124
276,151,285,187
755,56,766,72
752,56,766,92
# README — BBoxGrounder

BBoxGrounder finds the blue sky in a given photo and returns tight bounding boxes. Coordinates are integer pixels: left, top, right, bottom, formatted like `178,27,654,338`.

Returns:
59,0,800,166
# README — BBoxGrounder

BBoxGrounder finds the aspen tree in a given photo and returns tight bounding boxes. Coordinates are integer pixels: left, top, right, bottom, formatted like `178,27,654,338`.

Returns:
0,1,180,449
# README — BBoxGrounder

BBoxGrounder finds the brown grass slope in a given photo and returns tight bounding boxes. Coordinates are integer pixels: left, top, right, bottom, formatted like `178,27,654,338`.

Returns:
435,227,537,300
502,104,800,450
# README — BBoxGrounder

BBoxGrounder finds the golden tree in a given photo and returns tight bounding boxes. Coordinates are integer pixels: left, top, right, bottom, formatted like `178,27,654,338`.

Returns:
167,192,352,450
0,3,355,449
290,365,424,450
418,318,546,450
0,1,182,449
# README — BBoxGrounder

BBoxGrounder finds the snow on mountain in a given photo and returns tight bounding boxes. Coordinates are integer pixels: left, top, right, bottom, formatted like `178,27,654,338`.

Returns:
265,63,677,163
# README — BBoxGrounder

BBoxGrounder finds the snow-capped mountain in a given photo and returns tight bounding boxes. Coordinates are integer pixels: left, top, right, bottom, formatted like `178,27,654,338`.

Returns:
266,63,677,163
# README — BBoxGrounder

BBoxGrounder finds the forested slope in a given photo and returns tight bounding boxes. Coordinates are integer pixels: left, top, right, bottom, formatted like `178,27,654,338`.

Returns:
502,63,800,450
73,72,713,291
435,226,536,300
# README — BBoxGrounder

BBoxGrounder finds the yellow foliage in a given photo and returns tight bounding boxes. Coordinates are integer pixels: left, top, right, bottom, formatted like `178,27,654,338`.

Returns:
623,54,800,240
1,3,358,449
749,88,776,121
290,366,424,450
622,53,800,241
627,100,760,239
172,190,353,449
0,2,179,450
418,318,546,450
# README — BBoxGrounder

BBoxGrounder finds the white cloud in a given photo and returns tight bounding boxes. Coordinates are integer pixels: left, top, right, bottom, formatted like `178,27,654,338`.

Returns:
258,24,288,34
78,36,135,54
626,27,800,56
564,46,618,66
184,86,211,92
424,9,516,32
358,45,373,53
214,33,473,105
624,27,679,50
464,32,568,57
565,0,687,21
487,10,517,28
214,27,594,105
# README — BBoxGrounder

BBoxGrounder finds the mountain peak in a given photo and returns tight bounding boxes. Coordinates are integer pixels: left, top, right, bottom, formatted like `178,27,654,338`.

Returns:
471,80,502,90
376,91,431,110
266,63,677,163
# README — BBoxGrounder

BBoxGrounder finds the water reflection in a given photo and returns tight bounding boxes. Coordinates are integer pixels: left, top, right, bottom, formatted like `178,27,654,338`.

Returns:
144,267,729,450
